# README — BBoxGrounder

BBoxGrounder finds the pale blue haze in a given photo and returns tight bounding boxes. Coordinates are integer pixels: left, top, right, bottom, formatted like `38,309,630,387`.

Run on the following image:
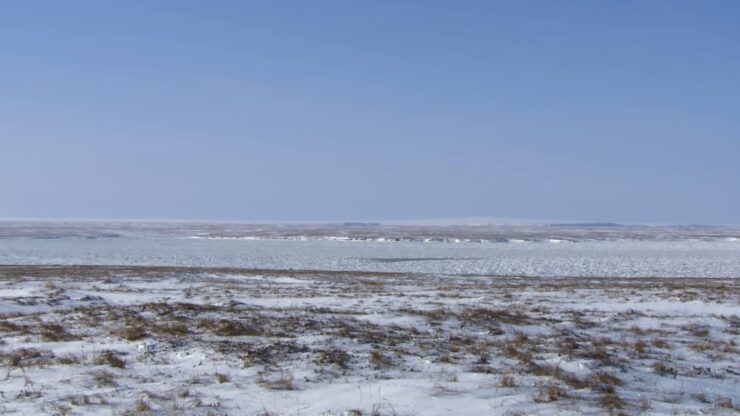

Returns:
1,1,739,223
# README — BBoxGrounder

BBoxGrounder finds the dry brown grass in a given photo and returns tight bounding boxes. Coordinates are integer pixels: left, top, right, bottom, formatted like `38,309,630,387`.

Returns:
66,394,92,405
653,362,677,377
498,374,518,388
533,383,566,403
93,350,126,369
90,370,118,387
460,306,530,327
153,322,190,336
317,348,351,369
500,340,534,365
716,396,735,409
369,350,394,369
1,264,737,413
2,347,55,367
40,323,78,342
198,318,260,337
633,339,648,355
57,355,80,365
684,324,710,338
587,371,623,389
572,339,607,359
599,391,626,411
133,398,151,412
0,320,26,333
120,324,148,341
651,338,669,349
257,368,296,390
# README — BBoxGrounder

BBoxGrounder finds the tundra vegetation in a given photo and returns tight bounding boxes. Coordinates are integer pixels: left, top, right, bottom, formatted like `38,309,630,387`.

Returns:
0,265,738,415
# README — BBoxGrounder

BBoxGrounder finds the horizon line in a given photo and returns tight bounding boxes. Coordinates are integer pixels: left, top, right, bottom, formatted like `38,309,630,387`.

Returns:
0,216,737,228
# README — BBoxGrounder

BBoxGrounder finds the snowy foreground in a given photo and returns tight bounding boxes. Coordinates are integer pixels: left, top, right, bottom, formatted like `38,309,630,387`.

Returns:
0,265,738,415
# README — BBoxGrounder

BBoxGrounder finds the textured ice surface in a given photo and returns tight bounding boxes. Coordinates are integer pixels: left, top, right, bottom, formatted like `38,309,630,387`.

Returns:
0,225,740,277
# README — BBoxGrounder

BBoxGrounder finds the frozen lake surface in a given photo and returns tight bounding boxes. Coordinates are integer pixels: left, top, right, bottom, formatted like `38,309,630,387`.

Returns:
1,221,739,277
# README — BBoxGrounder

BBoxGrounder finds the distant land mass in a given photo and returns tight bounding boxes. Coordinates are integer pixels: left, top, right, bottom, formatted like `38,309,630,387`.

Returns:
549,222,625,228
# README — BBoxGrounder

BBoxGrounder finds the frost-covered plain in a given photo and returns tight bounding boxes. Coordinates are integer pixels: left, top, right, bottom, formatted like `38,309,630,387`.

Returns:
1,222,739,415
0,265,738,415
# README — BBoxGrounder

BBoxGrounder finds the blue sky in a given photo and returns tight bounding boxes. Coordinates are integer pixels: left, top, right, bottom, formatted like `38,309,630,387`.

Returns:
1,1,739,224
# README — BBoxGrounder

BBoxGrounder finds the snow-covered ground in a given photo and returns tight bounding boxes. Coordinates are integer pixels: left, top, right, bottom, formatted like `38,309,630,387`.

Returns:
0,265,738,415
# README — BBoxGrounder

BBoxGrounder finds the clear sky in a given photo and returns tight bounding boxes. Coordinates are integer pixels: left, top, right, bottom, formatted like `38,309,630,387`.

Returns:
1,1,739,224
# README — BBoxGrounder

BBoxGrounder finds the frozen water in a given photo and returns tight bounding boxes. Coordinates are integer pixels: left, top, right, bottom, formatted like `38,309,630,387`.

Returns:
0,221,739,277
